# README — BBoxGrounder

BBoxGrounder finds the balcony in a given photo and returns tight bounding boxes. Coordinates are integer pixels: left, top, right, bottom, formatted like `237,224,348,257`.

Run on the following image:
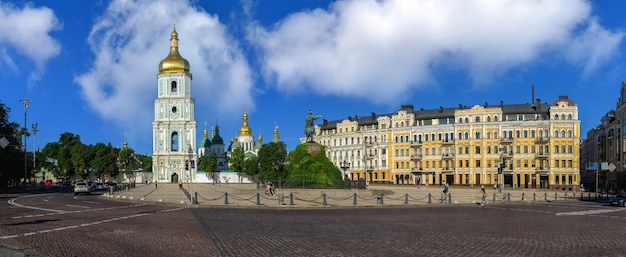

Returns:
410,141,422,147
535,137,549,144
535,152,549,158
441,139,454,146
441,153,455,159
500,137,514,144
410,154,423,160
535,166,550,171
501,152,513,158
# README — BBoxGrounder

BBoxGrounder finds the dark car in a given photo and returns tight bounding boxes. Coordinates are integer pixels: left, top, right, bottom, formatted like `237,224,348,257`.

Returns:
610,194,626,207
104,182,118,191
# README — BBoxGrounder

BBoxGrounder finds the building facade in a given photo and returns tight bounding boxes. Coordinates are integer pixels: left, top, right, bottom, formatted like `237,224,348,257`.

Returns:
313,95,580,190
580,82,626,191
152,27,197,183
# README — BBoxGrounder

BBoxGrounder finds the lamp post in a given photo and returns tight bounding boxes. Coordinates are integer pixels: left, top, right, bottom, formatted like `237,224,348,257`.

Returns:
187,145,195,204
340,160,351,179
32,123,38,183
19,99,32,189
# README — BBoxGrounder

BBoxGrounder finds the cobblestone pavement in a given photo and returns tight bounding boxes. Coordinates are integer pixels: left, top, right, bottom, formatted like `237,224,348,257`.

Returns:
2,186,625,256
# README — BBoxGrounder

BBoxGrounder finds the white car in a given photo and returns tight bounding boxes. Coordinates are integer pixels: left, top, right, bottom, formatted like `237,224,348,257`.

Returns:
74,182,91,195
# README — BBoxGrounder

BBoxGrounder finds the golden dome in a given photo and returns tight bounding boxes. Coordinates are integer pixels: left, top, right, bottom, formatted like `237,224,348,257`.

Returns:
239,112,252,137
158,28,190,74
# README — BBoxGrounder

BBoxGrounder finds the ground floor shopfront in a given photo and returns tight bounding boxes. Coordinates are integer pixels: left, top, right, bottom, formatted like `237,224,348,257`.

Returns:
400,170,580,190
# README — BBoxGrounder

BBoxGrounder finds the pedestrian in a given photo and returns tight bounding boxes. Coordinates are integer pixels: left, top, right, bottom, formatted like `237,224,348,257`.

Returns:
155,181,157,188
416,177,421,189
480,186,487,206
179,180,183,191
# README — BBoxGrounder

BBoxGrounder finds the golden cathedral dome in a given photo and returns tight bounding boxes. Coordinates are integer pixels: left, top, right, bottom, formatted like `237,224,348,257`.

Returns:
158,28,190,74
239,112,252,137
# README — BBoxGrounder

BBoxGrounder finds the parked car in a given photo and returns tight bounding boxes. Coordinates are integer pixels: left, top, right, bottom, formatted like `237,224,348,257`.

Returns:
92,182,105,191
74,182,91,195
610,194,626,207
44,179,53,186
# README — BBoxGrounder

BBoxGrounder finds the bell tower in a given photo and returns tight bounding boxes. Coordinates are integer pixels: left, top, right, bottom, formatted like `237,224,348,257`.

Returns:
152,24,197,183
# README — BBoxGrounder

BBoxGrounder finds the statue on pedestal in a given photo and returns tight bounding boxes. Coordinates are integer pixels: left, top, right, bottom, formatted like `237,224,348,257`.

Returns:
304,110,321,142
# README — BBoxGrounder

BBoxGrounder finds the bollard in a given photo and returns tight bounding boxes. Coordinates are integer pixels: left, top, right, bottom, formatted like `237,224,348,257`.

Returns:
448,193,452,204
289,193,294,205
544,192,547,201
194,192,198,204
353,193,357,205
507,193,510,201
404,194,409,205
256,193,261,205
492,193,496,203
428,193,432,204
522,193,525,201
377,195,384,204
224,193,229,204
554,192,557,200
533,193,536,202
279,194,284,205
323,193,327,206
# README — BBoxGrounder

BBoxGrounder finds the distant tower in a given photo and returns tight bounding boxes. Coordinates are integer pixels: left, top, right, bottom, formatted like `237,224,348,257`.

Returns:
152,24,197,183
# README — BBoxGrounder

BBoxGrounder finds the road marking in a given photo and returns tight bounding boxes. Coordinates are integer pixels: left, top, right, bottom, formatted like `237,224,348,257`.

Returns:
65,204,90,209
556,209,624,216
0,207,184,239
7,195,66,213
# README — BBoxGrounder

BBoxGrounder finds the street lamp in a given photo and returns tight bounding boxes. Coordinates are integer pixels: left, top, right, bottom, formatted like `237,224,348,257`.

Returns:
19,98,32,189
187,145,195,204
340,160,351,179
32,123,38,184
340,160,351,189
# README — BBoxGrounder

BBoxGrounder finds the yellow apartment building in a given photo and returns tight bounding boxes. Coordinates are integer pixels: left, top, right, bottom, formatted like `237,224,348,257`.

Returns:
314,96,580,190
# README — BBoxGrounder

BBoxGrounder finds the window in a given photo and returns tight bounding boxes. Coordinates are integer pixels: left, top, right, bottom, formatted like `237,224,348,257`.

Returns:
475,146,480,154
171,132,179,151
475,116,480,122
475,160,481,168
171,81,178,93
459,117,463,123
475,132,480,139
487,116,491,122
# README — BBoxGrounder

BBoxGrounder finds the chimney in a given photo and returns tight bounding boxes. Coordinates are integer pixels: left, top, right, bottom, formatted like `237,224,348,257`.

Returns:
500,100,504,108
323,119,328,126
439,106,443,113
371,112,376,119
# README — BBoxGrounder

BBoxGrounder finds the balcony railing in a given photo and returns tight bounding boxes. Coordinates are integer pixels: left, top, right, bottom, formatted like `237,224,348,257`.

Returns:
441,139,454,145
500,137,514,144
410,141,422,147
535,137,549,144
441,153,455,159
535,152,549,158
410,154,423,160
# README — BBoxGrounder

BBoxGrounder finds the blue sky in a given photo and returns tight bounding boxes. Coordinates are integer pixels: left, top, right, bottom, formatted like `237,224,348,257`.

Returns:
2,0,626,155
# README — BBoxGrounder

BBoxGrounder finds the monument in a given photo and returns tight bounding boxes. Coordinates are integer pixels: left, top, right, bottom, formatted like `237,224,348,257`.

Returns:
303,110,322,152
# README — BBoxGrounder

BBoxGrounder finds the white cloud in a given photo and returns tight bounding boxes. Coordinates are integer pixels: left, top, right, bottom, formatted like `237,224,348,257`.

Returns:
249,0,624,103
75,0,254,142
0,2,61,81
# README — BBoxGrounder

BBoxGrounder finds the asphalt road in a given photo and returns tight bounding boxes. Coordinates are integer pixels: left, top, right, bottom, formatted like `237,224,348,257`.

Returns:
1,190,626,257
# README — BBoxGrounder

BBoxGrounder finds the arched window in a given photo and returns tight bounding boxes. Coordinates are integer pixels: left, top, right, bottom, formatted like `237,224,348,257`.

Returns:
458,132,462,139
405,135,409,142
486,131,491,139
561,130,566,138
568,130,573,138
494,131,499,138
475,132,481,139
561,114,565,120
464,117,469,123
459,117,463,123
171,81,178,93
464,132,469,140
171,132,179,151
494,115,499,122
554,130,559,138
554,114,559,120
568,114,572,120
486,116,491,122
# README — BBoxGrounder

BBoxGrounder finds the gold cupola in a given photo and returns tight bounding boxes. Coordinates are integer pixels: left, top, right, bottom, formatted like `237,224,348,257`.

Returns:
158,26,190,74
239,112,252,137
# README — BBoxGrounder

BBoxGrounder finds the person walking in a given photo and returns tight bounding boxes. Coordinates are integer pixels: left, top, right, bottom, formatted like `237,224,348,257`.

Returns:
480,186,487,207
178,180,183,191
155,181,158,188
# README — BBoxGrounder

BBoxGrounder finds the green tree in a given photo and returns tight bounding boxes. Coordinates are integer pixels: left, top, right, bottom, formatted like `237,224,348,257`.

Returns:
0,101,23,187
229,147,245,173
284,144,342,189
257,142,287,181
243,156,260,182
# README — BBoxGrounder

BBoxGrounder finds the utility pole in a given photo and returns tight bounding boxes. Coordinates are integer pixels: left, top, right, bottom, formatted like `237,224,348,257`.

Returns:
32,123,38,183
